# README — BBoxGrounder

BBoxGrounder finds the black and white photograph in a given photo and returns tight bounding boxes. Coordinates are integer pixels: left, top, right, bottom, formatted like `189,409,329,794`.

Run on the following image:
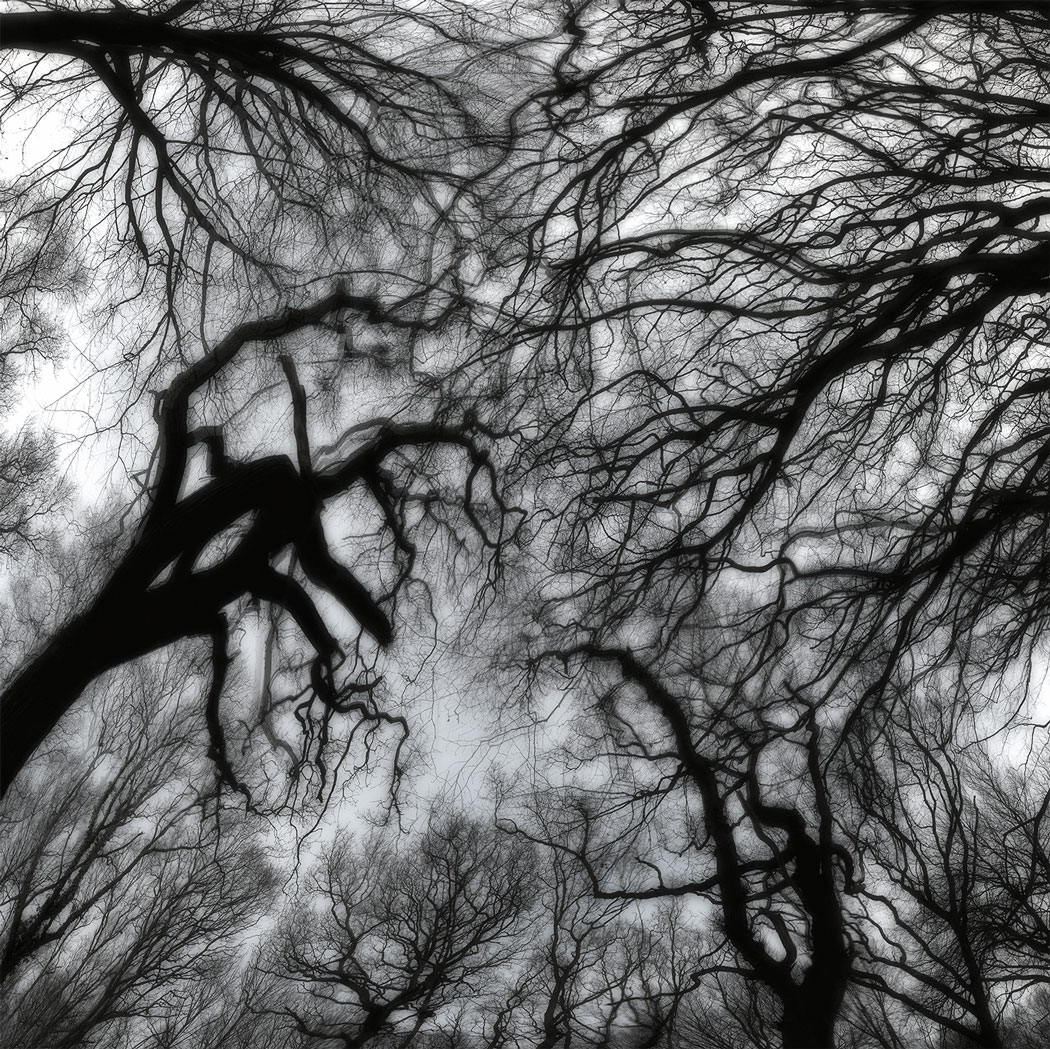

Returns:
1,3,1048,1046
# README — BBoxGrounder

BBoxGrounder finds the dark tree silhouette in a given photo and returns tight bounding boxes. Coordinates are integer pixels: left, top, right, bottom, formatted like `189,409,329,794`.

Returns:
0,0,506,330
3,2,1050,1046
0,286,505,795
0,660,274,1048
509,649,857,1048
264,809,537,1047
841,702,1050,1049
493,794,714,1049
483,0,1050,693
449,5,1050,1044
847,705,1008,1048
0,0,531,795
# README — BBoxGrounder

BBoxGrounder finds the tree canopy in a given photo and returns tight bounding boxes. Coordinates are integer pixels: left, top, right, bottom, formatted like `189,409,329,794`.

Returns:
2,2,1050,1048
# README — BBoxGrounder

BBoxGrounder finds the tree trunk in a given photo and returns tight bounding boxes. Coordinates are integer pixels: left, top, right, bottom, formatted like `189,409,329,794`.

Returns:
779,1005,838,1049
778,969,846,1049
0,587,210,793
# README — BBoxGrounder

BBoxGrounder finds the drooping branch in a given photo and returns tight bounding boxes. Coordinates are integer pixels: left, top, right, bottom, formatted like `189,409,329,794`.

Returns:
0,0,506,359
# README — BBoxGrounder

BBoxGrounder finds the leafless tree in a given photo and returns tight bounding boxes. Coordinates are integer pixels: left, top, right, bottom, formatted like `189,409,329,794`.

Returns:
0,0,540,795
505,650,859,1048
0,284,511,797
492,781,764,1049
846,703,1008,1048
4,2,1050,1046
438,5,1050,1044
261,807,537,1047
0,0,520,338
477,0,1050,717
0,658,275,1049
840,703,1050,1049
487,833,637,1048
0,0,533,581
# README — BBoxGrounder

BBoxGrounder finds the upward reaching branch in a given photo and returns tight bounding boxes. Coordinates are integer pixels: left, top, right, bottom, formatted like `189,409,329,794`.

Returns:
563,645,854,1048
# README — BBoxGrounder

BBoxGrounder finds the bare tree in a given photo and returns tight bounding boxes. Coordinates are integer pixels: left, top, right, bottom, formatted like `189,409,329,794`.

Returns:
262,808,537,1047
0,0,515,335
0,0,541,800
0,659,274,1049
493,781,761,1049
846,704,1007,1048
490,832,636,1048
478,0,1050,711
506,650,860,1048
0,284,509,796
841,704,1050,1049
441,5,1050,1043
4,2,1050,1046
0,0,529,580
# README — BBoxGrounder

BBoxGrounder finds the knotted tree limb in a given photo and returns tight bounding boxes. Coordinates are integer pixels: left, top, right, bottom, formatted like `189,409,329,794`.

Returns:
1,288,497,795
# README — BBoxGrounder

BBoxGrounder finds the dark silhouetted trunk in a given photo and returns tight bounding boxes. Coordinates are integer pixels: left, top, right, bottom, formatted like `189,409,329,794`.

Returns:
779,975,847,1049
779,1007,838,1049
